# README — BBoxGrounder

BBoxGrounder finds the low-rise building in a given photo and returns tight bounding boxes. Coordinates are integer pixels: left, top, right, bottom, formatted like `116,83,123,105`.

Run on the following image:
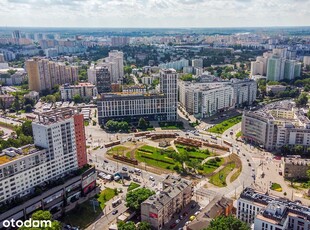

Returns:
24,91,40,102
0,94,14,109
141,175,192,230
266,85,287,94
282,156,310,179
238,188,310,230
186,196,233,230
60,83,97,101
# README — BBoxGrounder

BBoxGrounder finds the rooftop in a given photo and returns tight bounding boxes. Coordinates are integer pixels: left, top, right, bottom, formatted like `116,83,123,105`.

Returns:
0,145,43,165
34,107,78,125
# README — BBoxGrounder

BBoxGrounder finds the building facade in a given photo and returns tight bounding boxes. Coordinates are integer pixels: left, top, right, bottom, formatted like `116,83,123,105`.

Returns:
179,78,257,118
242,100,310,150
60,83,98,101
97,69,177,124
26,58,78,92
237,188,310,230
282,157,310,180
141,175,192,230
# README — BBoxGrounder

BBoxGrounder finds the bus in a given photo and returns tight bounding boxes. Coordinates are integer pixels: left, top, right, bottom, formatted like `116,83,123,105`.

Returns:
112,198,122,208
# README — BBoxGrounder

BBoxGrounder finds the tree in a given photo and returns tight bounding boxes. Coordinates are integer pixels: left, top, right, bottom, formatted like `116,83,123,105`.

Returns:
18,210,61,230
73,94,82,104
25,104,33,113
24,97,35,106
45,95,56,103
15,120,33,136
138,118,147,129
118,221,136,230
137,222,152,230
12,95,20,112
126,188,155,212
205,215,250,230
180,74,194,81
124,66,133,75
295,93,308,108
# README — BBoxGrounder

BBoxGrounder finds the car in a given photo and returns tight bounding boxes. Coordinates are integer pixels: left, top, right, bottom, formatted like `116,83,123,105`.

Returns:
185,221,191,226
199,207,203,211
179,215,183,220
149,176,155,181
248,163,251,166
175,219,180,224
103,160,109,163
122,167,127,171
64,225,72,230
170,223,177,229
191,203,197,209
194,211,200,216
112,210,118,215
247,159,249,162
252,168,255,171
189,215,196,221
183,211,188,216
178,228,183,230
129,170,134,173
151,182,156,187
279,171,283,176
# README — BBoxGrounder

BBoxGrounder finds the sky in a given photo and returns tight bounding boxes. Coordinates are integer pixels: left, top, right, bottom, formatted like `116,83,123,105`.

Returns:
0,0,309,28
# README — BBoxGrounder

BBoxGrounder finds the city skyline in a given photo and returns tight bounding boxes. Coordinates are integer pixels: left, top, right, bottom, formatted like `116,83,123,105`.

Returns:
0,0,309,28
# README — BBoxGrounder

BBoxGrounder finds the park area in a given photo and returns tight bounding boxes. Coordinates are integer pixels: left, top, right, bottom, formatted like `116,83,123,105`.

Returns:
208,115,242,134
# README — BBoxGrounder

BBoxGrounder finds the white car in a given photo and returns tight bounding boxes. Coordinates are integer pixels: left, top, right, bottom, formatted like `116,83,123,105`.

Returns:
175,219,180,224
149,176,155,181
185,221,191,226
194,211,200,216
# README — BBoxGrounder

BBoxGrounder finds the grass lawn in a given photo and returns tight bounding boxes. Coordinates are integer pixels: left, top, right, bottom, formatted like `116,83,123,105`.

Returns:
201,158,224,175
128,182,140,191
62,198,103,229
135,145,180,170
236,131,242,139
207,115,242,134
107,146,130,156
159,121,184,130
271,183,283,192
230,166,242,183
176,144,213,160
97,188,117,209
209,162,236,187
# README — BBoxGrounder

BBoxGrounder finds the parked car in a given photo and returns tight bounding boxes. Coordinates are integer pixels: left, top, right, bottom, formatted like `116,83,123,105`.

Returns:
122,167,127,171
170,223,177,229
112,210,118,215
149,176,155,181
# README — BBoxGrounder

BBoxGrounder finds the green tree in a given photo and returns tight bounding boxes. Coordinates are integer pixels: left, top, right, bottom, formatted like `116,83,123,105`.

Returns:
205,215,250,230
137,222,152,230
180,74,194,81
24,104,33,113
45,95,56,103
124,66,133,75
18,210,61,230
73,94,82,104
138,118,147,129
15,120,33,136
295,93,308,108
12,95,21,112
125,188,155,212
118,221,136,230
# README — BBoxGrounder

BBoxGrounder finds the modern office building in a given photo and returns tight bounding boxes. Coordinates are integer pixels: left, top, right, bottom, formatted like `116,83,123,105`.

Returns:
237,187,310,230
26,58,78,92
97,69,177,124
179,78,257,118
0,108,87,204
60,83,98,101
242,100,310,150
141,175,192,230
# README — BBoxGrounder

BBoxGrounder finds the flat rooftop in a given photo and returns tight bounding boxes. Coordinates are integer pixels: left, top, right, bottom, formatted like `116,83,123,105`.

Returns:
0,145,44,165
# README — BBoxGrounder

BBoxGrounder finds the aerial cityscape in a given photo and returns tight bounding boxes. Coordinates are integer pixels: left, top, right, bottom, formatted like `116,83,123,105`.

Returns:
0,0,310,230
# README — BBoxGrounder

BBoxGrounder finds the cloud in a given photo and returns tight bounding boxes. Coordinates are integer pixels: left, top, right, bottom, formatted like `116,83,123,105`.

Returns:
0,0,309,27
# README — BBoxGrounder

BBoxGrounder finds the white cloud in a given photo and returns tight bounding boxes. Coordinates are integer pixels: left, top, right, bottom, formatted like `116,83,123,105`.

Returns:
0,0,309,27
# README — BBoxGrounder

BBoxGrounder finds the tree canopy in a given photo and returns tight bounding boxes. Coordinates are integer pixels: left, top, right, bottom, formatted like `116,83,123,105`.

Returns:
117,221,151,230
125,188,155,212
18,210,61,230
295,92,308,108
205,215,250,230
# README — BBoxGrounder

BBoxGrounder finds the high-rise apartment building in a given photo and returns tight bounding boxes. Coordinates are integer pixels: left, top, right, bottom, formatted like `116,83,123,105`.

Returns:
266,56,285,81
105,50,124,83
0,108,87,204
26,58,78,92
60,83,98,101
96,66,112,94
304,56,310,67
